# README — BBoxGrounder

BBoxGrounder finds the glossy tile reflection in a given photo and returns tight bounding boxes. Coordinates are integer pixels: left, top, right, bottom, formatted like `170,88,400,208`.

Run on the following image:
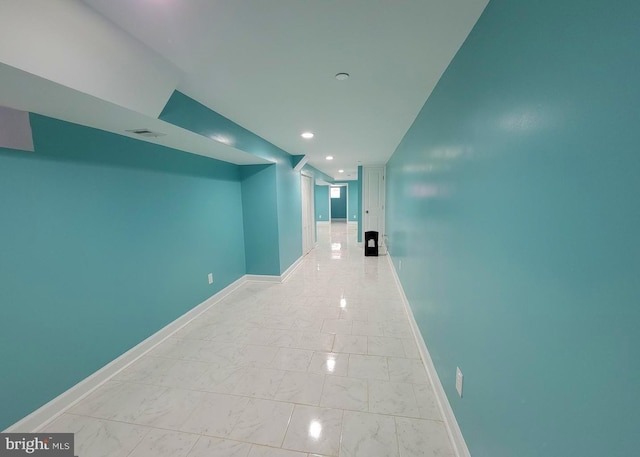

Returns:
283,405,343,455
38,222,453,457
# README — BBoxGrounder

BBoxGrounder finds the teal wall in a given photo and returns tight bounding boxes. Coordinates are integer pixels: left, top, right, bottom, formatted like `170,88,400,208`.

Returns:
0,115,246,430
336,181,358,221
241,165,280,275
357,166,363,242
315,185,329,221
348,181,358,222
330,186,347,219
385,1,640,456
160,91,302,275
275,159,302,274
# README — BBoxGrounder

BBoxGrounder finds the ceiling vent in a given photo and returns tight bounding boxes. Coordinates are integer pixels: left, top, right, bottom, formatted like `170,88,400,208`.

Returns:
126,128,166,138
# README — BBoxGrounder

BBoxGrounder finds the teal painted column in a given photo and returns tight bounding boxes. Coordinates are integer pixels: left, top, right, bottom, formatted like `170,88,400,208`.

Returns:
315,185,329,221
357,166,363,242
240,164,280,275
159,91,302,275
347,181,359,222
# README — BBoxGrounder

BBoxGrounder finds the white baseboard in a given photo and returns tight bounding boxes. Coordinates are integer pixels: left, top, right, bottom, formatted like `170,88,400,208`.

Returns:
347,220,358,225
8,261,306,431
245,274,281,282
245,255,304,284
316,221,330,226
5,262,310,433
377,239,389,256
386,255,471,457
280,256,304,282
4,275,247,433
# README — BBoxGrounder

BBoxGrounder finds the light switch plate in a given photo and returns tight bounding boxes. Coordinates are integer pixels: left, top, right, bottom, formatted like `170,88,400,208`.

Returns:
208,273,213,284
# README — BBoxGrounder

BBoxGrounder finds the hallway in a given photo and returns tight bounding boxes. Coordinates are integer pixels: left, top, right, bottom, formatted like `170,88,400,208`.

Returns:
41,222,452,457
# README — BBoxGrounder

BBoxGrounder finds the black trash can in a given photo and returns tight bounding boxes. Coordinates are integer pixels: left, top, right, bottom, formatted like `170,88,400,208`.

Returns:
364,231,379,256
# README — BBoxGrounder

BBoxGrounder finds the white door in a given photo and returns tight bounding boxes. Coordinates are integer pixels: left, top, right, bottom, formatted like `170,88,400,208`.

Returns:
301,174,315,255
362,166,385,242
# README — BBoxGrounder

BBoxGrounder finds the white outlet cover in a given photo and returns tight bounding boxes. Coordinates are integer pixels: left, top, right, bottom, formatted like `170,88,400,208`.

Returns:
456,367,463,397
208,273,213,284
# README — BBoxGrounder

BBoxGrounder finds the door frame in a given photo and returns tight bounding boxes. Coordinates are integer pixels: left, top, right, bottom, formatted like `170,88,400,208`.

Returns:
361,166,386,243
301,173,315,255
330,183,348,222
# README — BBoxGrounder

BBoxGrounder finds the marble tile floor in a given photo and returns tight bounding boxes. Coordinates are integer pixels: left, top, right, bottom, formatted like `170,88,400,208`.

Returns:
40,222,454,457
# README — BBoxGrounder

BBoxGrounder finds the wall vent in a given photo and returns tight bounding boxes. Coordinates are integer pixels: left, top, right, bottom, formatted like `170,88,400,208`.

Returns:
126,128,166,138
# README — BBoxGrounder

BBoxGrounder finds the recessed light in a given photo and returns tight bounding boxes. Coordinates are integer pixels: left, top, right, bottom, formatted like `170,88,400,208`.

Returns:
210,134,232,145
326,156,334,161
301,132,314,139
335,72,350,81
338,169,344,173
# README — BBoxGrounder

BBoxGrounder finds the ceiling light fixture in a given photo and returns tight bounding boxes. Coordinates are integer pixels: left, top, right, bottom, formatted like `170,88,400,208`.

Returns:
301,132,314,139
338,169,344,173
326,156,334,161
335,72,350,81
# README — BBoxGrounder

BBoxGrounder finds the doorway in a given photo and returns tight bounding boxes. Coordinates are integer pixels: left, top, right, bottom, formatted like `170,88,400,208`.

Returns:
301,174,315,255
330,184,348,222
362,166,385,242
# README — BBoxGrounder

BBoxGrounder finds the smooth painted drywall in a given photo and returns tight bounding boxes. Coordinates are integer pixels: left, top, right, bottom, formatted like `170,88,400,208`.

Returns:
275,159,302,274
0,115,246,430
348,181,358,222
330,186,347,219
160,91,302,275
315,185,329,222
240,165,280,275
0,0,180,118
336,181,359,221
385,1,640,456
357,166,363,242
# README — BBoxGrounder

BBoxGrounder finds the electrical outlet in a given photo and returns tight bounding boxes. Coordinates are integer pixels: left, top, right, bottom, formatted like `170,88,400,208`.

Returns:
456,367,464,397
208,273,213,284
319,215,322,219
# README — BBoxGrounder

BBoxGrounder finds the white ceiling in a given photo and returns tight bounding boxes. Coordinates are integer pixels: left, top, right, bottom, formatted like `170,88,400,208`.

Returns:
0,63,269,165
2,0,488,179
